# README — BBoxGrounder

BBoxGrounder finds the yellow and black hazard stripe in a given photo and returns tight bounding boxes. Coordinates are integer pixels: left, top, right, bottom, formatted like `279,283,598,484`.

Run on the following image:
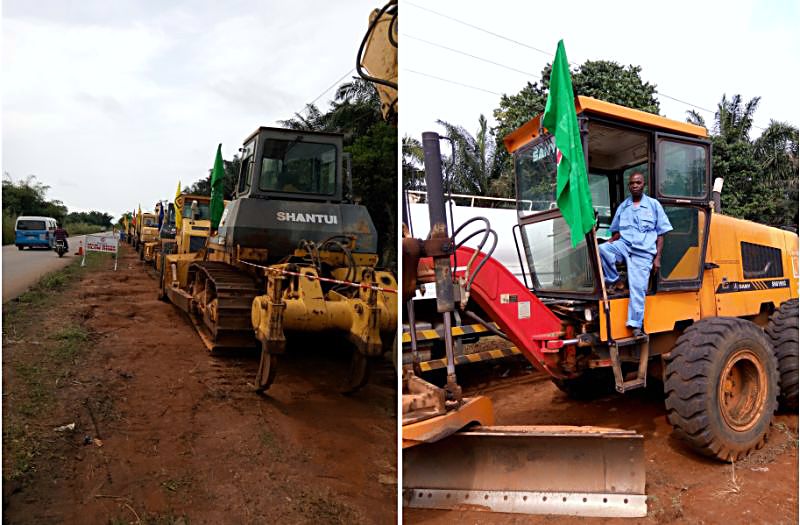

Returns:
715,278,790,294
402,322,501,345
417,346,522,372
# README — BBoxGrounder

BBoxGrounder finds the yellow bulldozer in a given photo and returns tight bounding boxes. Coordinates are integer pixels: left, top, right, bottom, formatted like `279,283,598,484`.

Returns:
134,212,159,260
157,194,212,297
402,96,797,517
161,127,397,393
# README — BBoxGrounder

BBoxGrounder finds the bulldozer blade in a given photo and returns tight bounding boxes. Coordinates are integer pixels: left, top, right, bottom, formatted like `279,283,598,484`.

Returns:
340,351,372,394
403,425,646,518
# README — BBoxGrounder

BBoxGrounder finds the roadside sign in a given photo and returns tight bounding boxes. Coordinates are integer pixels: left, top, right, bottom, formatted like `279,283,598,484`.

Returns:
82,234,119,270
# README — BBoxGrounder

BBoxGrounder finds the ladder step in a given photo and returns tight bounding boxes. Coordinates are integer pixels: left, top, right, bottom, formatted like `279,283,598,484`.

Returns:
609,338,650,393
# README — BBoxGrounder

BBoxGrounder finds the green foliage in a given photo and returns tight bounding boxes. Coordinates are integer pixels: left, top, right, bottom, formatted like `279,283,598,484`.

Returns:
402,135,424,191
63,222,108,236
436,115,511,201
347,120,397,265
2,173,114,244
2,173,68,223
3,210,16,245
493,60,660,144
186,155,240,199
708,95,799,227
64,210,113,227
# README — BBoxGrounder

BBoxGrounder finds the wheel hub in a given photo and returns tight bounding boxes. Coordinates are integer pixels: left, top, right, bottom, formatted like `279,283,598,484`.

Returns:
718,349,767,432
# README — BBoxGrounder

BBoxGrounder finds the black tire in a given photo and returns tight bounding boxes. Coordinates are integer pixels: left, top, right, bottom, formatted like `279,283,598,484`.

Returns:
664,317,778,462
551,368,616,400
765,299,798,412
17,245,23,251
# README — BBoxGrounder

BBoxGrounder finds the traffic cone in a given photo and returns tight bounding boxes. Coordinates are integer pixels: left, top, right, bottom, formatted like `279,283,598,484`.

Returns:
75,240,84,256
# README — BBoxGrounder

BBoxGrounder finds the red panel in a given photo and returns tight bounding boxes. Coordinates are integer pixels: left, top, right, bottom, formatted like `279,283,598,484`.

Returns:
453,246,565,378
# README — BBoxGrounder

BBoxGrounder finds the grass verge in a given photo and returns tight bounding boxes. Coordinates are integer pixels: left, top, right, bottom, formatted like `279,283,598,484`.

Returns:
2,255,102,486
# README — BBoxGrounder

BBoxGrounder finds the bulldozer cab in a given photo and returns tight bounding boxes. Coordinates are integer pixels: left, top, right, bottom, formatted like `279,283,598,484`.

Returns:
234,127,343,203
507,96,711,299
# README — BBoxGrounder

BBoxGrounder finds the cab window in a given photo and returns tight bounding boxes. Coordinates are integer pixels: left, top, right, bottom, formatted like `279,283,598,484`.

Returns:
657,141,707,198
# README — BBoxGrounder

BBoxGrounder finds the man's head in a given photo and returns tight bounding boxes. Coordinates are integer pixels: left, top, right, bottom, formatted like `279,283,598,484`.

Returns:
628,172,645,201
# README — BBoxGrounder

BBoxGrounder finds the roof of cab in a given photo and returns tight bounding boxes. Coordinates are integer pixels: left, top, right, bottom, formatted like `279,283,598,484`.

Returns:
503,96,708,154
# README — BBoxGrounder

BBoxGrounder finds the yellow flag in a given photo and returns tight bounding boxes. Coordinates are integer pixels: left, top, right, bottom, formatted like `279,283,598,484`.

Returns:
174,181,183,230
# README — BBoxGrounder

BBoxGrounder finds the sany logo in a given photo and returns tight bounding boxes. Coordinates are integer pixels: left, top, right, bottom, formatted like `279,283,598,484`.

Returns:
276,212,338,225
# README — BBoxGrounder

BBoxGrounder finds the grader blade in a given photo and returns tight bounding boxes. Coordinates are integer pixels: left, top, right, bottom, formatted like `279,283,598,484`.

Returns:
403,425,646,518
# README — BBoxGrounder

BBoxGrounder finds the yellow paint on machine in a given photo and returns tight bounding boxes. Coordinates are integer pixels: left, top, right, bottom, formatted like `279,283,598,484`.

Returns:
599,293,701,341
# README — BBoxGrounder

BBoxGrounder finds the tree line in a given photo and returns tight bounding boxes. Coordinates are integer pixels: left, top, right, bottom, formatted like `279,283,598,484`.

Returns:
2,173,114,244
403,60,798,229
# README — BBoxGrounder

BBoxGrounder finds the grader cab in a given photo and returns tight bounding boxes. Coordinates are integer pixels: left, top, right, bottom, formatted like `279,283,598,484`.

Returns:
504,96,798,460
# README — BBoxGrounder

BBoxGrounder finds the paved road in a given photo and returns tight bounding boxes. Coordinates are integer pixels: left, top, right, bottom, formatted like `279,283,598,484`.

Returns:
2,233,113,303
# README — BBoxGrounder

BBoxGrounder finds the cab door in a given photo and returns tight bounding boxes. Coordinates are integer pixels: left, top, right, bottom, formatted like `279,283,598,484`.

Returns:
653,133,712,291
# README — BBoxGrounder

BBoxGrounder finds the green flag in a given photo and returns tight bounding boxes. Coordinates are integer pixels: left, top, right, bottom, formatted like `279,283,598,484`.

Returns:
541,40,594,247
209,144,225,230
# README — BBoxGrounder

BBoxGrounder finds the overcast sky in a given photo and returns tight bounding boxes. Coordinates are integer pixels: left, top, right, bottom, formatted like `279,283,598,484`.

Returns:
400,0,799,147
3,0,381,217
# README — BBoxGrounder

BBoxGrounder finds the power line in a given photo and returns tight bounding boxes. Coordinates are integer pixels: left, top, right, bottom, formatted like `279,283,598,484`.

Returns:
405,2,551,57
405,1,770,132
405,34,538,77
289,67,356,119
405,69,502,96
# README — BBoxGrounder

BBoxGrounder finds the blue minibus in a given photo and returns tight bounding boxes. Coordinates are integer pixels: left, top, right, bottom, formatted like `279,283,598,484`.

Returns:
15,216,58,250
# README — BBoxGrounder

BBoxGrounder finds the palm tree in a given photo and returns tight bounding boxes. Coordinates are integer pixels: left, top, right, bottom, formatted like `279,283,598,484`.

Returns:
402,135,424,190
278,104,328,131
278,78,381,138
754,120,799,183
715,94,761,143
685,109,706,128
436,114,505,199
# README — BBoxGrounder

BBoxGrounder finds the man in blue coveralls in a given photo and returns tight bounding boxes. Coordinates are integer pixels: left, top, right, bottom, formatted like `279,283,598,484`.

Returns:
599,172,672,337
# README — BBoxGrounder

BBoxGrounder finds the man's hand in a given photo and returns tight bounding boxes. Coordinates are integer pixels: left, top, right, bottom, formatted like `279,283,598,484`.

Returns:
611,232,621,242
652,256,661,274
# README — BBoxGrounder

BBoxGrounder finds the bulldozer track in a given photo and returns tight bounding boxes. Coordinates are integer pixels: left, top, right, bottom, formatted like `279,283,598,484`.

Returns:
188,261,262,353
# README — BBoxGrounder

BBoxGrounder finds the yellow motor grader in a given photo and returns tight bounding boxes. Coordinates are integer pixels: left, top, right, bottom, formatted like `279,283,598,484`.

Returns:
162,127,397,393
402,97,798,517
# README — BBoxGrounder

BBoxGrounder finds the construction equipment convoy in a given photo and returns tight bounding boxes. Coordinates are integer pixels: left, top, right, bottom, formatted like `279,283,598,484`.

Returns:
160,127,397,393
402,96,798,517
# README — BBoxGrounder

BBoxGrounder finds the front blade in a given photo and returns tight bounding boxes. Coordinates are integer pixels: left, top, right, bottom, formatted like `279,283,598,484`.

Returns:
403,425,646,517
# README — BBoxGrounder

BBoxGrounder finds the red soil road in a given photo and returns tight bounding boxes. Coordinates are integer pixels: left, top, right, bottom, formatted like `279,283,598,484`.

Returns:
404,360,798,525
3,245,397,524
